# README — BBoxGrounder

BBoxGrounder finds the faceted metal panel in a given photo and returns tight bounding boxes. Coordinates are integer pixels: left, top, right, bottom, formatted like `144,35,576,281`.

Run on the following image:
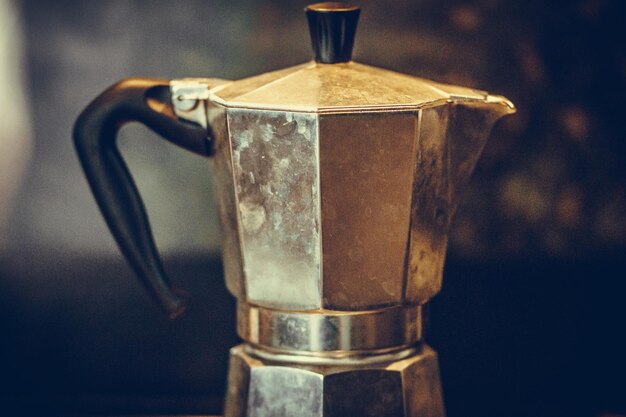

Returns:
208,102,245,300
227,109,321,310
223,346,255,417
224,344,445,417
405,101,515,304
400,349,446,417
324,370,404,417
249,367,324,417
405,107,450,305
319,112,418,310
218,100,513,310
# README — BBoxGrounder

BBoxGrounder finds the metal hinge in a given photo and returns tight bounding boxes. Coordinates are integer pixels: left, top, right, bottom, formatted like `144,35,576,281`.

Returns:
169,78,226,129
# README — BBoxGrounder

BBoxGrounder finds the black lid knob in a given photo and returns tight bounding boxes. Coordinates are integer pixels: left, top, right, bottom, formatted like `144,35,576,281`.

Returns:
305,3,360,64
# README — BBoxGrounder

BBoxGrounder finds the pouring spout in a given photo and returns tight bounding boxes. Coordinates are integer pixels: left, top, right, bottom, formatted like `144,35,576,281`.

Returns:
405,92,516,304
442,94,516,217
485,93,517,118
414,92,517,231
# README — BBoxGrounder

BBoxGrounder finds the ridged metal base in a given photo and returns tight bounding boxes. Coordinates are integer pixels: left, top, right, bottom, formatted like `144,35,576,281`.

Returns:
224,343,445,417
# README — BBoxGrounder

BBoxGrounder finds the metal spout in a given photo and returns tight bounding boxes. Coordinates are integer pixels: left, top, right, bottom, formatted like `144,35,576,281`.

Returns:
446,94,516,219
404,95,516,304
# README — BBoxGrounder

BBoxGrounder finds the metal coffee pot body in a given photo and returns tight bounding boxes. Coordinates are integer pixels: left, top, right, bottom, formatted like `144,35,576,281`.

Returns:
204,70,514,355
74,3,514,416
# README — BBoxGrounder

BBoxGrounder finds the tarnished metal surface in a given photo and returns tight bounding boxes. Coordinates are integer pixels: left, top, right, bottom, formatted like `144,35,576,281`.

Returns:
405,101,515,304
224,344,445,417
249,366,324,417
227,109,321,310
237,303,422,353
215,99,513,310
390,348,446,417
406,106,450,304
223,346,258,417
214,98,511,416
208,101,245,300
208,61,495,113
323,370,404,417
319,112,417,309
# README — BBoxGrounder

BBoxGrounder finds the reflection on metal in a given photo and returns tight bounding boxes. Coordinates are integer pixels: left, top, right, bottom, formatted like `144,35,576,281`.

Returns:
207,103,513,312
227,109,321,310
224,344,445,417
245,343,420,365
208,60,513,114
170,78,229,128
207,101,246,300
238,303,422,353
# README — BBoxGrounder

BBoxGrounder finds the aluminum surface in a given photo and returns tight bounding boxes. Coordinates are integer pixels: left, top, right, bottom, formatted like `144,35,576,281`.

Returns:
208,61,511,113
170,78,228,128
238,303,422,353
245,344,419,366
248,367,324,417
208,101,246,300
405,100,515,304
318,112,417,309
227,109,321,310
224,344,445,417
215,100,513,311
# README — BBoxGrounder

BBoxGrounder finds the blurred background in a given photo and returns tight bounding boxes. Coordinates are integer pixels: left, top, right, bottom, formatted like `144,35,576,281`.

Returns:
0,0,624,416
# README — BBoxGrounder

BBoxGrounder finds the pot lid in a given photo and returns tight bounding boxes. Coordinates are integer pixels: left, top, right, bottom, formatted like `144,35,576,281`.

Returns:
207,3,512,114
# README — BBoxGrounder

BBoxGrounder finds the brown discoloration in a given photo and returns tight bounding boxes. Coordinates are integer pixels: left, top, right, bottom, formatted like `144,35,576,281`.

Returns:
319,112,416,310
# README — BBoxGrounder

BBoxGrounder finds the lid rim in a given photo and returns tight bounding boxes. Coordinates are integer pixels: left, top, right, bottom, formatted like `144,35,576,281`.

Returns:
305,2,360,12
208,61,492,113
210,97,504,115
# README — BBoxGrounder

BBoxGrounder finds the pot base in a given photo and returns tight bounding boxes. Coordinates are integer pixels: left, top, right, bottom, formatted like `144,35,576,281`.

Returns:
224,343,445,417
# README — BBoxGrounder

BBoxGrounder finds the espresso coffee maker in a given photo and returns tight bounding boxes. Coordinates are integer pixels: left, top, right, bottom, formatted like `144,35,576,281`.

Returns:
74,3,514,416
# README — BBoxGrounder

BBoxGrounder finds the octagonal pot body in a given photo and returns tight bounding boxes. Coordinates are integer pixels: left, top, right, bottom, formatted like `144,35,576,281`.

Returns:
209,102,491,311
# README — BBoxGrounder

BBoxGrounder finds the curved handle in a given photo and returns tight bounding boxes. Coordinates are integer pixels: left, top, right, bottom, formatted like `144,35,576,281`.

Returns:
73,78,212,319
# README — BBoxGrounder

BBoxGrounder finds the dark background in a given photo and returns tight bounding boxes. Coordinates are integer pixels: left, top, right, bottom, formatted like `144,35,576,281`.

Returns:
0,0,625,416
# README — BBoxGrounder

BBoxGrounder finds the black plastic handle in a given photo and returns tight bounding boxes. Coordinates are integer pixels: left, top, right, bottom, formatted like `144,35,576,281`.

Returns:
73,78,212,319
